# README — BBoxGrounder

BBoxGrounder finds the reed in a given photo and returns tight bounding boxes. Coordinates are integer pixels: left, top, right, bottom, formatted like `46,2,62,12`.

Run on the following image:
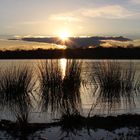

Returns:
89,61,140,116
92,61,122,91
92,61,139,93
0,65,34,126
61,60,82,117
13,101,30,129
38,59,83,118
38,60,63,115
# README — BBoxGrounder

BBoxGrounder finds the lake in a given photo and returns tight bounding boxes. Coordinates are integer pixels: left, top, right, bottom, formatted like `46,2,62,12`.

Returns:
0,59,140,140
0,59,140,123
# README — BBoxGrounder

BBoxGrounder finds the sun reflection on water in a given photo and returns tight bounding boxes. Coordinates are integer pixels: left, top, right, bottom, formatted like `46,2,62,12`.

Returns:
60,58,67,78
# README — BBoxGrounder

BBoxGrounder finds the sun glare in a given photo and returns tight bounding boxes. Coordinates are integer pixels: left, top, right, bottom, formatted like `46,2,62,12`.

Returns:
59,31,70,41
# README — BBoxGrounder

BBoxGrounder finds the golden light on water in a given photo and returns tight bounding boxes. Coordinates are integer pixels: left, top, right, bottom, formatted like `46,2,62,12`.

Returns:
60,58,67,78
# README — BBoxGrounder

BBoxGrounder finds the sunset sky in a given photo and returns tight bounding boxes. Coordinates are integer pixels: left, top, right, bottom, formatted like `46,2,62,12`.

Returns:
0,0,140,37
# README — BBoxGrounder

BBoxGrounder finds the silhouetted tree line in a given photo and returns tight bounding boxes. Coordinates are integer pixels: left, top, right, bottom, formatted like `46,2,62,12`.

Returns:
0,47,140,59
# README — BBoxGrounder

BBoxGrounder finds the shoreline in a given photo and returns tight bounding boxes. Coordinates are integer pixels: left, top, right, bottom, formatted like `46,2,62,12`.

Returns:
0,48,140,59
1,114,140,131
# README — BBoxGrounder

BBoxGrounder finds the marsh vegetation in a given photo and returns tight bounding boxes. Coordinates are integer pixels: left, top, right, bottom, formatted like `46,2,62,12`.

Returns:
0,59,139,139
38,60,83,119
89,61,140,116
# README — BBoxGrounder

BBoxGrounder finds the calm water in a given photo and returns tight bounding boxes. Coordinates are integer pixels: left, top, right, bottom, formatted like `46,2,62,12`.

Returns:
0,59,140,140
0,59,140,123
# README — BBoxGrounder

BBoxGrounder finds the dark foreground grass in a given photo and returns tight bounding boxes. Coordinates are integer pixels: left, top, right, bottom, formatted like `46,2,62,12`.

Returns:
1,114,140,134
59,113,140,137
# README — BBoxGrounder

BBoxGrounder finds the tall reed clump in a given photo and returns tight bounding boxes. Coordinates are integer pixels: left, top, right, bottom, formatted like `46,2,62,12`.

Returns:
38,59,83,121
38,60,63,115
92,61,122,92
0,65,35,128
61,60,82,117
89,61,140,116
59,60,83,132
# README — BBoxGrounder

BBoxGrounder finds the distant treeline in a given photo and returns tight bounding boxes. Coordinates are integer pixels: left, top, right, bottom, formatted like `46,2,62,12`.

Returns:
0,48,140,59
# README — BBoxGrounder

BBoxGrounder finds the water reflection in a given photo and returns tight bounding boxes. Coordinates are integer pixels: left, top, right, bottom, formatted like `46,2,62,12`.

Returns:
0,60,139,123
0,59,139,140
38,59,83,118
89,61,140,116
61,60,82,116
38,60,62,116
60,58,67,78
0,64,36,139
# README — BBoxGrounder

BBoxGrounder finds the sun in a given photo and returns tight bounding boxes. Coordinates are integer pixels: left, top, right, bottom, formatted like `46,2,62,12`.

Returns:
59,31,70,41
